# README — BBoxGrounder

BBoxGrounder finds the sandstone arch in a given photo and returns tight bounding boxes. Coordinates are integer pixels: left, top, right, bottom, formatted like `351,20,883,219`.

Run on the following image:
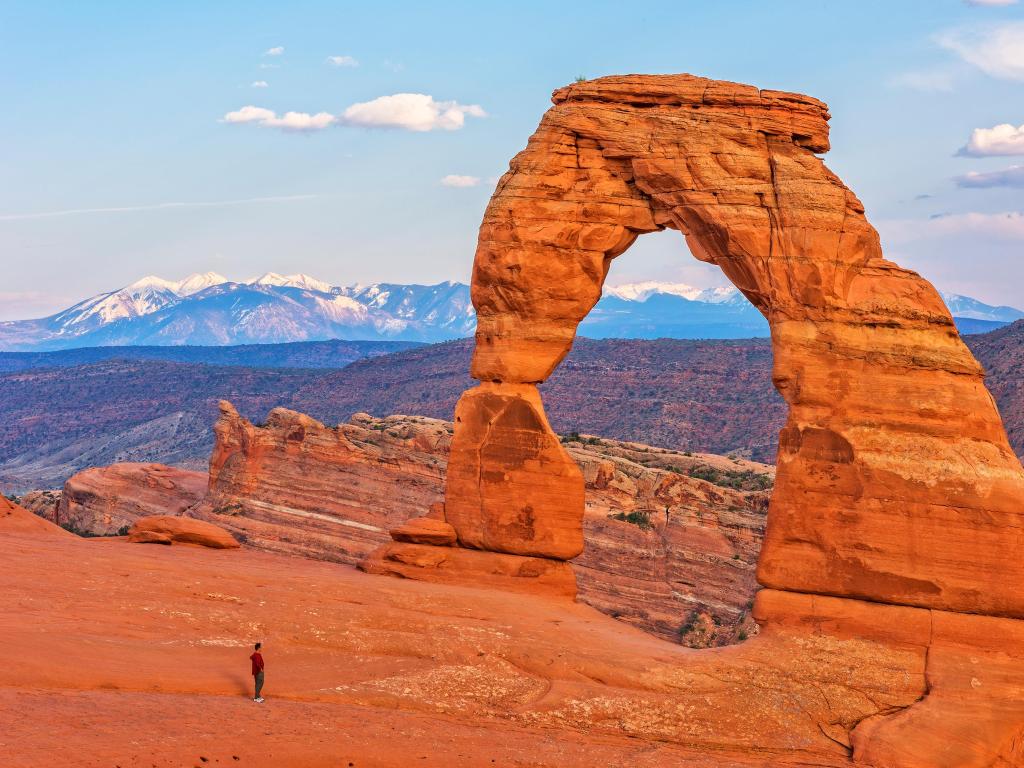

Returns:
444,73,1024,618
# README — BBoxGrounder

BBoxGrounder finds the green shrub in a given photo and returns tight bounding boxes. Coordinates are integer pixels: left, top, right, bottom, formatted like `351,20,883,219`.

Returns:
608,510,652,531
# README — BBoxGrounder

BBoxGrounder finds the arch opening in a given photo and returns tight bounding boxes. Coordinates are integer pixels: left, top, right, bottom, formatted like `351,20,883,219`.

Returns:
443,73,1024,619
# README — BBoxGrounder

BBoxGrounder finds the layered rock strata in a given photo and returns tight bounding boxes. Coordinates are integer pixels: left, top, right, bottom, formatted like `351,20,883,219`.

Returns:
423,72,1024,759
449,72,1024,619
192,403,770,642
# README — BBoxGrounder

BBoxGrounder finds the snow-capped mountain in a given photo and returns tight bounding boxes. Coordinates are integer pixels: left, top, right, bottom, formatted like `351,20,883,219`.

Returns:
939,293,1024,323
0,273,476,350
0,274,1017,351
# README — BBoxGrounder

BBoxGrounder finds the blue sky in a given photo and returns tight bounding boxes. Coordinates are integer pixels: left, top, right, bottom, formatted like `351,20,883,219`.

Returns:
2,0,1023,319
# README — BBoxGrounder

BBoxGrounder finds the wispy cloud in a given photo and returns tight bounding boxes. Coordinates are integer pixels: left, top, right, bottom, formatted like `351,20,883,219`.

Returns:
326,55,358,67
955,165,1024,187
964,0,1018,6
251,80,268,88
938,22,1024,80
440,175,481,187
881,210,1024,241
264,46,284,56
221,93,486,134
959,122,1024,155
888,69,957,92
0,195,317,222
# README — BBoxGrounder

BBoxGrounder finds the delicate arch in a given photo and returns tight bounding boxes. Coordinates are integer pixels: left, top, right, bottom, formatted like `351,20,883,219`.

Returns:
444,74,1024,617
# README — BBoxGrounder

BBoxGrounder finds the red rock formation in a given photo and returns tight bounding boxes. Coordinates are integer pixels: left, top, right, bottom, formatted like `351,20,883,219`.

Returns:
425,72,1024,760
450,72,1024,620
199,401,450,563
7,515,1024,767
127,515,239,548
16,489,61,524
58,462,206,535
445,383,584,559
0,494,72,537
199,403,770,642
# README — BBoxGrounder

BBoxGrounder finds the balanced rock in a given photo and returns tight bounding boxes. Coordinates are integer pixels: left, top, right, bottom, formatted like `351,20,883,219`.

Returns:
127,515,239,549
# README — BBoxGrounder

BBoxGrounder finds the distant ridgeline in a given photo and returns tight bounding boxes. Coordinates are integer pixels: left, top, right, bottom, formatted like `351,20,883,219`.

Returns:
0,272,1019,351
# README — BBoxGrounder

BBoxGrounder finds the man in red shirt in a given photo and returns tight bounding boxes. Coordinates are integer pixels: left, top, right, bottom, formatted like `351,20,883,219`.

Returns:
250,642,265,702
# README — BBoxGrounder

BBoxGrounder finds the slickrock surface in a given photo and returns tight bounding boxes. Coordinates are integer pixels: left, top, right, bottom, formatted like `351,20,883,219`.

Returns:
3,516,1023,767
0,493,71,537
58,462,207,535
453,72,1024,618
197,403,770,643
128,514,239,548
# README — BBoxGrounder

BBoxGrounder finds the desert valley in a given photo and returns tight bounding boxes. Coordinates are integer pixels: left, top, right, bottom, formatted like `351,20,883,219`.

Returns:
5,4,1024,767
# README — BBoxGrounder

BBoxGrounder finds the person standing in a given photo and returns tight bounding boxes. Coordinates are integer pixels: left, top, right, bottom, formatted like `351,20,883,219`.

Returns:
250,642,265,703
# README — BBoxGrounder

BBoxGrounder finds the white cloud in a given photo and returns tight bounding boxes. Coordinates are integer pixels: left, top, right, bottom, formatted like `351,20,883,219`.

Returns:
440,175,481,188
0,195,317,222
888,69,956,92
259,63,280,70
340,93,486,131
221,106,277,124
222,93,486,134
326,55,358,67
960,122,1024,155
220,105,335,131
955,165,1024,187
965,0,1018,6
938,22,1024,80
251,80,268,88
881,211,1024,242
264,46,285,56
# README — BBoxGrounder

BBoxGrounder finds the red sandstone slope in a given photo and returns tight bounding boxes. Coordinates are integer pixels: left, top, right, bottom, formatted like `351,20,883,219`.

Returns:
3,504,1023,767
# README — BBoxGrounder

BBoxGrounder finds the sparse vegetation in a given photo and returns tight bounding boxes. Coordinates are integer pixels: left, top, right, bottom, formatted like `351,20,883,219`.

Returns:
687,465,772,492
59,521,131,538
608,509,652,531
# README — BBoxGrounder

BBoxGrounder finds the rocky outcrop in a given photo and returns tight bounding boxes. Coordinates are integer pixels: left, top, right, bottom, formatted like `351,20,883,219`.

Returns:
127,515,239,548
17,489,61,524
0,494,72,537
199,402,770,643
197,401,451,563
57,463,206,535
425,73,1024,761
449,72,1024,621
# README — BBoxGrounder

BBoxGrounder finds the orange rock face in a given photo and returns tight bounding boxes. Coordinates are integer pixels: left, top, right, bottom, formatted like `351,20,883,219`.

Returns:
200,401,451,563
127,515,239,549
58,462,207,535
445,384,584,559
201,403,770,642
451,72,1024,619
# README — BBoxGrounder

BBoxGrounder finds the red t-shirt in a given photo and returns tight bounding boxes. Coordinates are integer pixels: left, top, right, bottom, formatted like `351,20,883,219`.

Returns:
250,652,264,676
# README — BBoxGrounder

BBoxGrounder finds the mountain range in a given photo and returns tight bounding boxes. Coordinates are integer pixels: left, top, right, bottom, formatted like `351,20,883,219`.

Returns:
1,271,1020,351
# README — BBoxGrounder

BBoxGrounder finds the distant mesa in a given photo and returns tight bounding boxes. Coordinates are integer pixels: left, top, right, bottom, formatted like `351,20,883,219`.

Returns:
0,271,1018,351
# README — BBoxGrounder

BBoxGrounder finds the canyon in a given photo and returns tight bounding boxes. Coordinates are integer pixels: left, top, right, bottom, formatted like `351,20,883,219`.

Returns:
4,72,1024,766
37,401,770,645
